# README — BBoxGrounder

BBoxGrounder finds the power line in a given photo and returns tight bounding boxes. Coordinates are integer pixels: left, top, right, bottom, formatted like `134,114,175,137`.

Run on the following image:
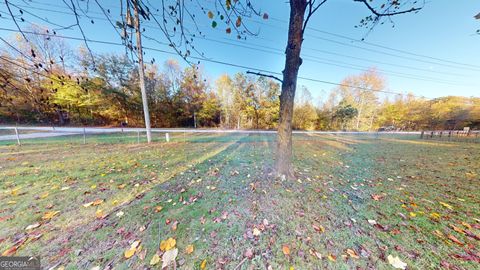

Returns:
0,11,472,86
0,27,431,99
6,0,480,74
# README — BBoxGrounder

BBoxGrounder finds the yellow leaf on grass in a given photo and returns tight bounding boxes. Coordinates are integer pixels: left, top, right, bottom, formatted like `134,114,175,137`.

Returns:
185,244,194,254
124,248,135,259
409,212,417,217
439,202,453,210
155,206,163,213
42,211,59,220
10,188,20,196
328,254,336,262
95,209,104,219
40,192,49,199
282,245,290,256
430,213,441,220
118,184,126,189
253,228,261,236
200,259,207,269
149,254,160,265
160,238,176,251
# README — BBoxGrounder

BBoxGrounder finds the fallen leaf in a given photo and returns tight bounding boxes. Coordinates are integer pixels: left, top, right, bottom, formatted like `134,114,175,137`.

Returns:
387,255,407,269
252,228,261,236
124,248,136,259
150,254,160,265
25,223,40,231
200,259,207,269
162,248,178,269
328,254,336,261
346,249,359,259
439,202,453,210
42,211,59,220
447,234,464,246
282,245,290,256
160,238,176,251
92,199,103,206
185,244,194,254
368,219,377,225
312,224,325,233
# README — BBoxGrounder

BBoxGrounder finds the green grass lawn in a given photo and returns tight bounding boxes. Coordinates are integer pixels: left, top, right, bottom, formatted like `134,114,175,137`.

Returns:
0,133,479,269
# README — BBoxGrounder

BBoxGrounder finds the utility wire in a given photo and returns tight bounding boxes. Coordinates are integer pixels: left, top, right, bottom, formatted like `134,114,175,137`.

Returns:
0,27,431,99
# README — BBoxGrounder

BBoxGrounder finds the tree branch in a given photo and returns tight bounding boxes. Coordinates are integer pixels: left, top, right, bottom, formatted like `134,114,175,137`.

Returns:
4,0,28,41
303,0,328,35
354,0,422,17
246,70,283,83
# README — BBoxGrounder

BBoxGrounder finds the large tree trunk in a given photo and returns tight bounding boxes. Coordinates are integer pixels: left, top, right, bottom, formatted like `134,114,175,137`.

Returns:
275,1,307,178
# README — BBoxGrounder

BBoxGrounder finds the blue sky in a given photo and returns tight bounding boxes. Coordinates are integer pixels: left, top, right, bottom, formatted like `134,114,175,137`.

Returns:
1,0,479,102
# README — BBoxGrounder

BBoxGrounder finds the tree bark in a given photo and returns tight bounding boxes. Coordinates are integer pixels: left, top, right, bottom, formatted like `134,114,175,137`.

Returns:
275,0,307,178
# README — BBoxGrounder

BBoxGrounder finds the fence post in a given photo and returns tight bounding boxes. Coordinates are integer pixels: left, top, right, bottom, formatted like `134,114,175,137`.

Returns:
83,128,86,144
430,131,433,138
420,131,424,139
137,130,140,144
14,127,21,145
165,133,170,142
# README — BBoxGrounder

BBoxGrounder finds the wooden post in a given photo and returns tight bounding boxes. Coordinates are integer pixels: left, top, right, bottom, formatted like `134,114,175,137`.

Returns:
420,131,424,139
14,127,21,145
83,128,86,144
137,130,140,144
165,133,170,142
133,1,152,143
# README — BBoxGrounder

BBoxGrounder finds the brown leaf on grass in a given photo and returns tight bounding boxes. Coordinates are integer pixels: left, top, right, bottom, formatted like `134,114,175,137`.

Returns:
185,244,194,254
312,224,325,233
1,237,27,256
282,245,290,256
464,230,480,241
346,249,359,259
154,206,163,213
309,249,322,259
450,224,465,235
447,234,464,246
327,254,336,261
371,194,384,201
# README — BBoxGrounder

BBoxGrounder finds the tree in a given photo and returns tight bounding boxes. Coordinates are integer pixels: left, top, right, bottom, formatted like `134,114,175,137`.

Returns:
274,0,422,177
333,101,358,130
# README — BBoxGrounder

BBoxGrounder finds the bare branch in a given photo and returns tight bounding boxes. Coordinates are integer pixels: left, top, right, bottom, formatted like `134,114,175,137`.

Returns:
303,0,328,35
4,0,28,41
246,70,283,83
354,0,422,17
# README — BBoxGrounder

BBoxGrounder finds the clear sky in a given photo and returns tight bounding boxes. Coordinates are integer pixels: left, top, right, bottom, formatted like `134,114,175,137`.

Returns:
0,0,479,102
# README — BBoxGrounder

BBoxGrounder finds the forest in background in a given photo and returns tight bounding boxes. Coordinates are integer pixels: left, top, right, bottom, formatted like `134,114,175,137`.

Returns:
1,27,479,131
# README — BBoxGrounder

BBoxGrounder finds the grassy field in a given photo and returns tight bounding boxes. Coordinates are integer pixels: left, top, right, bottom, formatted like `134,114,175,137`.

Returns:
0,133,479,269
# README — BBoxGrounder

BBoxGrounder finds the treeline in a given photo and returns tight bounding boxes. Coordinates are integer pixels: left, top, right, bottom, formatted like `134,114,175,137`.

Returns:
1,29,479,130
